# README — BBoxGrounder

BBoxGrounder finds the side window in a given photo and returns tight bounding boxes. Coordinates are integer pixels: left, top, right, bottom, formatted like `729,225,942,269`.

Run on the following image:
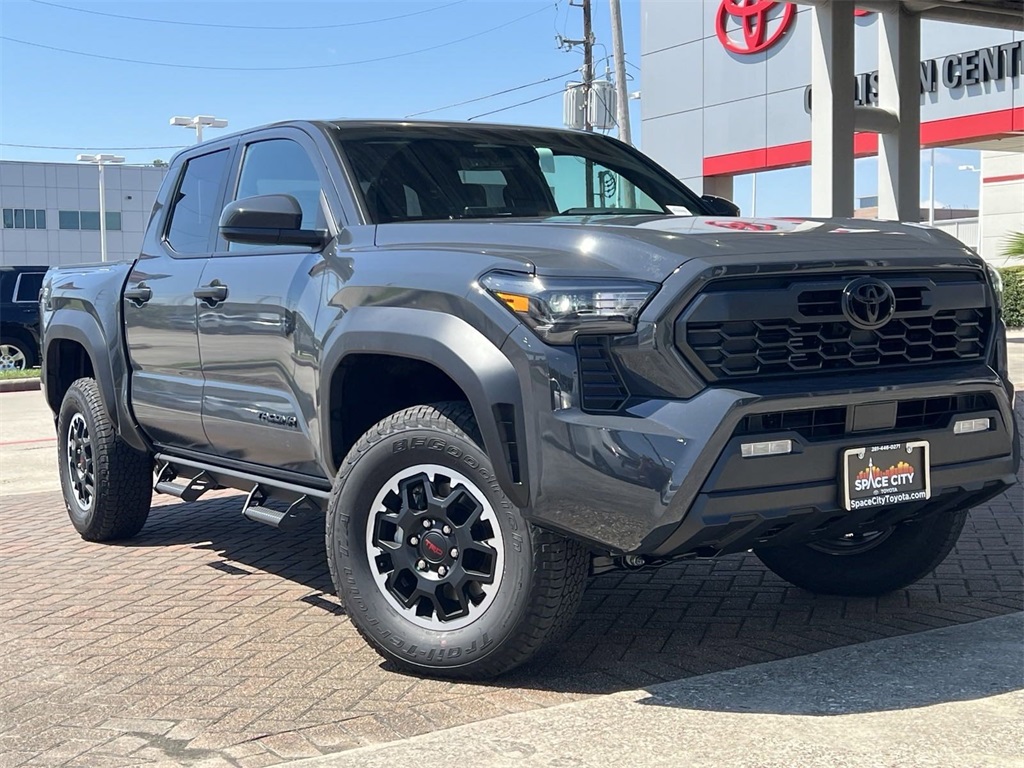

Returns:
544,153,664,214
165,149,230,255
230,139,323,251
14,272,45,303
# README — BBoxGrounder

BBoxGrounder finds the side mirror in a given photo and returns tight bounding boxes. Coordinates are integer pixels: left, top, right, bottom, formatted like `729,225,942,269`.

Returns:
701,194,741,217
219,194,328,248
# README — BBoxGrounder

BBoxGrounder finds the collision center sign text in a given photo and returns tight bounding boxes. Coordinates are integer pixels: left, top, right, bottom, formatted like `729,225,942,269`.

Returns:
804,39,1024,111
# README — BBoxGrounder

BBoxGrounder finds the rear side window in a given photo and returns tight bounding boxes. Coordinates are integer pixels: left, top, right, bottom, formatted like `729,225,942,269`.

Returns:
14,272,45,303
165,149,230,254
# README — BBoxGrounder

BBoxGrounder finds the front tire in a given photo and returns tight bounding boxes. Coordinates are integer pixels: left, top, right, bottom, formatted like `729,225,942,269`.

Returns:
756,510,969,596
57,378,152,541
326,402,587,679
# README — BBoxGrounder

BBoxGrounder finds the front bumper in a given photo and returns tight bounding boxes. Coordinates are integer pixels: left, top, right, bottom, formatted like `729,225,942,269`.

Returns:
505,333,1019,556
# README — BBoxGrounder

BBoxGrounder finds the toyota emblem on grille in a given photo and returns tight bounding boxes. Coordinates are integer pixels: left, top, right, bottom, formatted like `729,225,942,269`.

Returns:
842,278,896,330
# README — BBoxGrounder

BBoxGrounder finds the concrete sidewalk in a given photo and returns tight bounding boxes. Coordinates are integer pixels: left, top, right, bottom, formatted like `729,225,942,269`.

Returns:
285,614,1023,768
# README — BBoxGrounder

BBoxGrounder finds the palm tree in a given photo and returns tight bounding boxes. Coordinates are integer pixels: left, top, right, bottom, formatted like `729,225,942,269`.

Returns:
1002,232,1024,259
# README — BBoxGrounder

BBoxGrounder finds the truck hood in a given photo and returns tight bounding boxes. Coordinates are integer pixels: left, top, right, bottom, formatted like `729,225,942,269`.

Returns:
373,214,976,283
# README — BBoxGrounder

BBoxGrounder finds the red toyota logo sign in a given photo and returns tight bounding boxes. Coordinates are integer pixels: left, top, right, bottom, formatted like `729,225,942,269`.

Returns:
715,0,795,55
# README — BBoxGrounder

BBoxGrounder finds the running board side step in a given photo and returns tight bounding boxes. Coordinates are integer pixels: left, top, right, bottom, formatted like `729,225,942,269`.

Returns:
152,453,332,501
154,462,217,502
242,486,319,532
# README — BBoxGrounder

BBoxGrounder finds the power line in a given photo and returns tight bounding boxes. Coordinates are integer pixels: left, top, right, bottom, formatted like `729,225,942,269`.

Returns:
1,6,549,72
27,0,470,30
407,69,579,118
0,142,186,150
467,90,563,121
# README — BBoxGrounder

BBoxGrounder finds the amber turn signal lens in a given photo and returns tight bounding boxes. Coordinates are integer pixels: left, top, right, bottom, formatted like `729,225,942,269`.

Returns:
496,292,530,313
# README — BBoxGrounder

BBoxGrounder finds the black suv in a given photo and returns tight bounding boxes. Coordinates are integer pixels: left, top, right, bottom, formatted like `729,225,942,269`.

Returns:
40,120,1019,678
1,265,46,369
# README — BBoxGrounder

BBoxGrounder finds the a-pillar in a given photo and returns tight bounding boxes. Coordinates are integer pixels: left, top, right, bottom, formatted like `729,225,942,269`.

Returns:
810,2,855,217
877,5,921,222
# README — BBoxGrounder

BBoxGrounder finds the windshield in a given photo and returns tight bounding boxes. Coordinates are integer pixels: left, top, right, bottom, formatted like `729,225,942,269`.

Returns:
334,126,705,223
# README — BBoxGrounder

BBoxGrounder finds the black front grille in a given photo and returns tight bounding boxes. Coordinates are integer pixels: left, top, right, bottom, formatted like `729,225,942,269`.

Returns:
735,393,998,442
894,393,995,431
577,336,629,412
736,406,847,440
676,272,992,383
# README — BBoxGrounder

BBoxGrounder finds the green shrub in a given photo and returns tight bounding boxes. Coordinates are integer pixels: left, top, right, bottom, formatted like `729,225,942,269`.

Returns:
999,266,1024,329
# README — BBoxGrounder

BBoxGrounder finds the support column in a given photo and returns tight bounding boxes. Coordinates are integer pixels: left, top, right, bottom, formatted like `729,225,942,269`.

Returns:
703,175,734,202
810,2,855,217
877,6,921,222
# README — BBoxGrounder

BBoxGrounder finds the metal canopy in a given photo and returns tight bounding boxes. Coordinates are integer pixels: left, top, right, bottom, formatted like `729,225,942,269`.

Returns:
853,0,1024,30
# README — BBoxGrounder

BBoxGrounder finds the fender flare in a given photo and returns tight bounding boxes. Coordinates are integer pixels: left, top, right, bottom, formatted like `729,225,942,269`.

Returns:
319,307,529,508
43,311,149,453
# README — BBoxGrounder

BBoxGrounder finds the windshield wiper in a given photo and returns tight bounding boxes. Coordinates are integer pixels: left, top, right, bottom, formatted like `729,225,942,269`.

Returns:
555,208,666,216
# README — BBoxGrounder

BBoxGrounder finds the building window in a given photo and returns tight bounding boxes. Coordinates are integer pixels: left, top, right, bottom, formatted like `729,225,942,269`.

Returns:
57,210,121,231
1,208,47,229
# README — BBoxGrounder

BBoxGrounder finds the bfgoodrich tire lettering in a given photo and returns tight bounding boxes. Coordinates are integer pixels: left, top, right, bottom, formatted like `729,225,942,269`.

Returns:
755,510,969,596
57,378,152,541
326,402,588,679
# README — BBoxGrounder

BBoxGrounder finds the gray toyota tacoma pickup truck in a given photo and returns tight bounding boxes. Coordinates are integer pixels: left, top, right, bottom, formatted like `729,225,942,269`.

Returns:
41,120,1019,678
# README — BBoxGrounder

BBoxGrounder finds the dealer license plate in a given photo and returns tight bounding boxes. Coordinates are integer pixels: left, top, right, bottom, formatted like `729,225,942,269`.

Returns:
842,441,931,512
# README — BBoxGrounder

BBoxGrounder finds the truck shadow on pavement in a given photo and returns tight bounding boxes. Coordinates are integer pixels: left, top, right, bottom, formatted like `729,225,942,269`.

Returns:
125,484,1023,701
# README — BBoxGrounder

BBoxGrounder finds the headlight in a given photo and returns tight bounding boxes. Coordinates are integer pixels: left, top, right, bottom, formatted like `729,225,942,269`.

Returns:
480,271,658,344
985,263,1003,310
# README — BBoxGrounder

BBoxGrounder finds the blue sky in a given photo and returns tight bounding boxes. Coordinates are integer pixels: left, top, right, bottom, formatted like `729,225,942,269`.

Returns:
0,0,979,216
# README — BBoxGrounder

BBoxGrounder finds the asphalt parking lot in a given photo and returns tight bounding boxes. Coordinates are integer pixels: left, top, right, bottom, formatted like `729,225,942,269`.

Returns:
1,340,1021,768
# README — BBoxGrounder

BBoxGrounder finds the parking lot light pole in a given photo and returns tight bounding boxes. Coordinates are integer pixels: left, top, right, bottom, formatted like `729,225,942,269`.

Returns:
76,153,125,262
170,115,229,144
959,163,983,256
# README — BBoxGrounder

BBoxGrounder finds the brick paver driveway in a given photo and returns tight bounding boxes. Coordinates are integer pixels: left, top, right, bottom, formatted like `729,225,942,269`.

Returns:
2,393,1021,767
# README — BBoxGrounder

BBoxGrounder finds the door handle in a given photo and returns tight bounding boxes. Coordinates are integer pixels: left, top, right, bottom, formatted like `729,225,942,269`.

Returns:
194,282,229,306
124,283,152,307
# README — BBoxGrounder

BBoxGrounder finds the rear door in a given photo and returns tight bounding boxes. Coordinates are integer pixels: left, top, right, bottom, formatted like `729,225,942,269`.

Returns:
124,146,232,450
197,129,333,475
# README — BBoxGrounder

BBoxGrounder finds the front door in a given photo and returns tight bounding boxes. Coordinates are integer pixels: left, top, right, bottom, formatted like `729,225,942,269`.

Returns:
197,133,330,475
125,147,232,450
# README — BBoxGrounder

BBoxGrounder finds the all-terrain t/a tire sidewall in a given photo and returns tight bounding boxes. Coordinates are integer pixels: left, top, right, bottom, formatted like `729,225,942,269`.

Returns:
328,409,536,676
57,378,151,541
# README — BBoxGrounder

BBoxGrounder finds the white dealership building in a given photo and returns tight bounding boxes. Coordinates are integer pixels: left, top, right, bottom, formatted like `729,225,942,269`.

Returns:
640,0,1023,263
0,161,167,268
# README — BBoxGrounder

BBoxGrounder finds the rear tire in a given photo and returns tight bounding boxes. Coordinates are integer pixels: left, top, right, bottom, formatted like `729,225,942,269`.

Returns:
326,402,587,679
57,378,152,541
756,510,968,596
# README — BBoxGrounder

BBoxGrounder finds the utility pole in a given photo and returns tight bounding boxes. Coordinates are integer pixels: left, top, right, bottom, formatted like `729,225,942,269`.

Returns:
559,0,595,203
581,0,594,132
609,0,631,146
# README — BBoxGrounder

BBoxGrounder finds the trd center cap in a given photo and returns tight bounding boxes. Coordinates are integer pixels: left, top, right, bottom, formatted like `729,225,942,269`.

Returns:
420,531,448,563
